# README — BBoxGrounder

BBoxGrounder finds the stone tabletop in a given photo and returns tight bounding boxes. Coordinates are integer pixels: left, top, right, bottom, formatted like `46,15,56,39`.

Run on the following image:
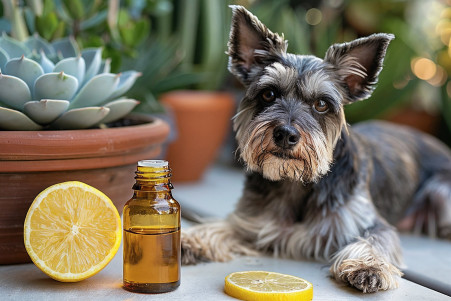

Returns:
1,242,449,301
1,164,450,300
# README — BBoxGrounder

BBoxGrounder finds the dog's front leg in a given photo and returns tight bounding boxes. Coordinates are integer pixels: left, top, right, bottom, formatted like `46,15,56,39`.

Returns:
330,223,403,293
181,220,259,265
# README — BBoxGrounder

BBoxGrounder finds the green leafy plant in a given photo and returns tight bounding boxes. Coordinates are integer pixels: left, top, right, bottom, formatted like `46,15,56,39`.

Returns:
1,0,233,115
0,0,151,73
120,0,231,113
0,34,140,130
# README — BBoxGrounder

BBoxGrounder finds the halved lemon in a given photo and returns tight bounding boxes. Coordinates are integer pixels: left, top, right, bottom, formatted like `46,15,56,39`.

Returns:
224,271,313,301
24,181,121,282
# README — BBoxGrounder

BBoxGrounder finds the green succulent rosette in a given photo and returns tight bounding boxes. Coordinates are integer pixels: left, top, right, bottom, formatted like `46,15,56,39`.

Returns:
0,33,141,130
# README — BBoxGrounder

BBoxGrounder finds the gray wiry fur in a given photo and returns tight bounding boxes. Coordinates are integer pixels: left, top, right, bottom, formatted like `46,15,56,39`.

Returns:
227,5,287,85
324,33,394,102
181,5,451,294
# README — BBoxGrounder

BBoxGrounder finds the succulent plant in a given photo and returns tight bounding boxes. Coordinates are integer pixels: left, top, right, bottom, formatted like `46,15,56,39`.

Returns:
0,33,141,130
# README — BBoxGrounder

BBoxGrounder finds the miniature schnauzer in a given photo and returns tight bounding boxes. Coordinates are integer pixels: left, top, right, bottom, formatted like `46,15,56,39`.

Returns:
181,5,451,293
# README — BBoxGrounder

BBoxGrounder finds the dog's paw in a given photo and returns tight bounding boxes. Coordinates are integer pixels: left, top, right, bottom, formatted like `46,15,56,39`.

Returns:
334,258,402,293
344,266,383,293
180,222,260,265
181,233,209,265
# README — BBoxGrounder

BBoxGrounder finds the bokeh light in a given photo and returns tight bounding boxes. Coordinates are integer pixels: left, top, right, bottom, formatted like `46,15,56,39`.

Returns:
427,65,447,86
305,8,322,26
411,57,437,81
436,19,451,46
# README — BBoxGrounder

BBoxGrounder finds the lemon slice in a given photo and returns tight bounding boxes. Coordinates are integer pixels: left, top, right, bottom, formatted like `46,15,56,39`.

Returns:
224,271,313,301
24,181,121,282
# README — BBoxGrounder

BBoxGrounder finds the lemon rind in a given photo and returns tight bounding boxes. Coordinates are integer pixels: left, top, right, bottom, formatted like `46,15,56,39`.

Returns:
23,181,122,282
224,271,313,301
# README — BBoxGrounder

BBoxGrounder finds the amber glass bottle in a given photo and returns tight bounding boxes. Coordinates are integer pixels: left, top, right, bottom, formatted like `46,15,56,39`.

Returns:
123,160,181,293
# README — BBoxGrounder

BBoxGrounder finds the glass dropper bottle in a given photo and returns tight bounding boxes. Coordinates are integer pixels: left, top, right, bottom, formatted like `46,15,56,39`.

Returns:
123,160,181,293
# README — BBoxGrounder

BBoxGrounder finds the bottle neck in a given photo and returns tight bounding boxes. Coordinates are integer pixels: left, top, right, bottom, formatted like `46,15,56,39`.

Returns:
132,164,174,193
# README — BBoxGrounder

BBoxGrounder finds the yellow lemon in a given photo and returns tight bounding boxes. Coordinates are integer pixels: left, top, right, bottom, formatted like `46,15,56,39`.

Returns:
224,271,313,301
24,181,121,282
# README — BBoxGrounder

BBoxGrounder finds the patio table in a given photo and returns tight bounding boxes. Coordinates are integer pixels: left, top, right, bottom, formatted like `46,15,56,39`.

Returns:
1,164,450,300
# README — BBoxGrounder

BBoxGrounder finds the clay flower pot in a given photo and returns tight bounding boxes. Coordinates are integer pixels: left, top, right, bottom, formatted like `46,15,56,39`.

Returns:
160,90,235,182
0,114,170,264
385,107,440,135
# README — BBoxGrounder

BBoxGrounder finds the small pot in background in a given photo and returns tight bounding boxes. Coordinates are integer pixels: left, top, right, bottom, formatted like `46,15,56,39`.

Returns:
160,90,236,182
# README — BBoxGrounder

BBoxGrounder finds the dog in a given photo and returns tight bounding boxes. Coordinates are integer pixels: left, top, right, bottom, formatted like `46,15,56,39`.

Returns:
181,5,451,293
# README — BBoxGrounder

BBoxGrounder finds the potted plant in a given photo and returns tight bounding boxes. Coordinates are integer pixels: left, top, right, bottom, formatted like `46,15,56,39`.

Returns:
160,90,235,182
120,35,236,182
0,33,169,264
124,0,236,182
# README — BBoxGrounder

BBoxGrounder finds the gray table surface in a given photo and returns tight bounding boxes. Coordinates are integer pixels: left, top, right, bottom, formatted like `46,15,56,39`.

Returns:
1,164,450,300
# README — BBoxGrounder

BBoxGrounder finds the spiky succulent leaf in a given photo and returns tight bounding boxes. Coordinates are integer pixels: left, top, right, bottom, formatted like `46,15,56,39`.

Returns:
51,36,79,59
100,58,111,74
24,34,56,57
0,106,43,130
81,48,102,84
26,50,41,62
0,32,30,58
4,56,44,94
0,73,32,109
53,56,85,84
39,50,55,73
106,70,141,102
33,72,78,101
23,99,70,124
51,106,110,130
100,98,139,124
69,73,118,108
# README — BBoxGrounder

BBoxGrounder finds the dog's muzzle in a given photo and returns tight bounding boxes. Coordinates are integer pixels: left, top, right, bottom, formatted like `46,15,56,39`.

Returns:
273,125,300,149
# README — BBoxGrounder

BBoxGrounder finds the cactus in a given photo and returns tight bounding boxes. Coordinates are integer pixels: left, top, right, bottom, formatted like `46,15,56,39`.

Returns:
0,33,141,130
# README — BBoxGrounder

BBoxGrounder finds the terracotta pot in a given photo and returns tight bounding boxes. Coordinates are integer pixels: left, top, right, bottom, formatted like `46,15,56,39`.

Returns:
160,90,235,182
0,114,170,264
385,107,440,135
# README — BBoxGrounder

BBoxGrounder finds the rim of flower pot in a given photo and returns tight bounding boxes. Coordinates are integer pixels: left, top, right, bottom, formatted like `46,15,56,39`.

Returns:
160,90,236,111
0,114,170,172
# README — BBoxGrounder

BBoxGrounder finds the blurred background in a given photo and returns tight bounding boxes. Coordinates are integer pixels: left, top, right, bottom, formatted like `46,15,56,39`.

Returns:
1,0,451,180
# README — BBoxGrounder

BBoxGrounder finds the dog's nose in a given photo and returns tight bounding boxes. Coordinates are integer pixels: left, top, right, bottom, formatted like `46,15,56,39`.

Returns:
273,125,300,149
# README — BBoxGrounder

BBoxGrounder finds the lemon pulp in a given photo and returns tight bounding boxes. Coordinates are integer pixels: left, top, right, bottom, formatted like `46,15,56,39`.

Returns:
23,181,121,282
224,271,313,301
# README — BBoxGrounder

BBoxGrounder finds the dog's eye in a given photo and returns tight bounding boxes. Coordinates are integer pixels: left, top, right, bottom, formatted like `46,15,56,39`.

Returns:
313,99,329,113
261,89,276,102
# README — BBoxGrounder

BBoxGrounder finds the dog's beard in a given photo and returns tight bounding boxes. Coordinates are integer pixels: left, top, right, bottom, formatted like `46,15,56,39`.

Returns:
238,119,332,182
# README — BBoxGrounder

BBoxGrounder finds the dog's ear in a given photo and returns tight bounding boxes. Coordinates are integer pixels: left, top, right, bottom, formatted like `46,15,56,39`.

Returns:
324,33,394,103
227,5,287,86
